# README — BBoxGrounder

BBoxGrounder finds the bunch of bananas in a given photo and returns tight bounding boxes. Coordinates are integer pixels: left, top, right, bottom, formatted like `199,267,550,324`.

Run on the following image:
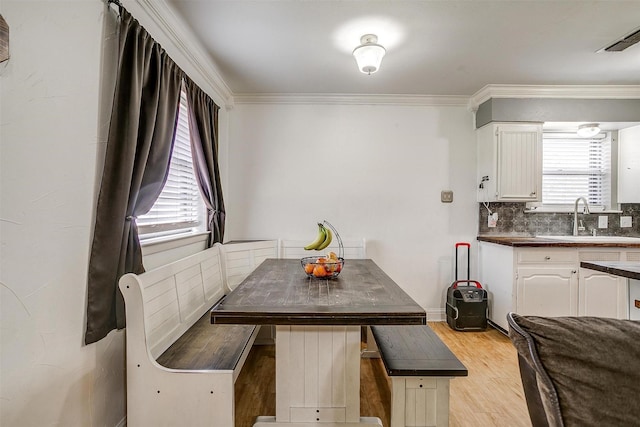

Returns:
304,222,333,251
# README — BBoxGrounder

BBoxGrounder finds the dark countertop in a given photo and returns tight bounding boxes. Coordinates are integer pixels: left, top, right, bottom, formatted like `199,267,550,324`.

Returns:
211,258,426,326
580,261,640,280
478,235,640,248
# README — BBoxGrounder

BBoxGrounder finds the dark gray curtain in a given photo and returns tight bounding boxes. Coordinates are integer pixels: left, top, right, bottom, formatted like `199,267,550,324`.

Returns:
184,78,225,247
85,9,183,344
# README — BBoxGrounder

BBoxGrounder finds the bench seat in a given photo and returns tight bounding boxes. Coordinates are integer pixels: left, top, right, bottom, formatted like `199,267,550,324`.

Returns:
157,311,257,371
370,325,467,427
119,243,264,427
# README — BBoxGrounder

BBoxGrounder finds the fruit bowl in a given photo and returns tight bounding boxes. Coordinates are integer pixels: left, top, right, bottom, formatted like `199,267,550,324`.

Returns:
301,255,345,279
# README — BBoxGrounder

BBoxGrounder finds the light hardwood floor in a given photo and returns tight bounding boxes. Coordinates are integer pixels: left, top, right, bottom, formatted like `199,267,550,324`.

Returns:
235,322,531,427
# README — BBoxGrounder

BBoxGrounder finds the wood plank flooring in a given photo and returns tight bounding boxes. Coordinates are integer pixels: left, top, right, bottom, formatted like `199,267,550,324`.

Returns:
235,322,530,427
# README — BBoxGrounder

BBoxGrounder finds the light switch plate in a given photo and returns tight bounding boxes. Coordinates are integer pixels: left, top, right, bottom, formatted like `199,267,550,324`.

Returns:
598,216,608,228
620,216,632,228
441,190,453,203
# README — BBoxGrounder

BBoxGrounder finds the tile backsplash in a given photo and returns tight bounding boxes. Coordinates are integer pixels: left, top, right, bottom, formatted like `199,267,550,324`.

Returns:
478,203,640,237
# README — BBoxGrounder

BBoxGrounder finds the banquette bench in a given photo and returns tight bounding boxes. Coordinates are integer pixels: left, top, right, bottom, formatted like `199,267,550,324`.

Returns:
119,241,277,427
370,325,468,427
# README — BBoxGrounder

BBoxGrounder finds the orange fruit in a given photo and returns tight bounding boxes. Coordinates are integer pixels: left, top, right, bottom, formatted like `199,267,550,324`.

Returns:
304,263,315,274
313,264,327,277
317,257,327,264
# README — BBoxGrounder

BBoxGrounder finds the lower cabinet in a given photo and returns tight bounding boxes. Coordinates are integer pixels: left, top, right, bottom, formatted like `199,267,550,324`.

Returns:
578,268,627,318
479,243,635,331
516,266,578,317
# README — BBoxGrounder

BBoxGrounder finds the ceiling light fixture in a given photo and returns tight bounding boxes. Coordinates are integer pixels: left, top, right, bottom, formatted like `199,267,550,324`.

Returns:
576,123,601,138
352,34,386,75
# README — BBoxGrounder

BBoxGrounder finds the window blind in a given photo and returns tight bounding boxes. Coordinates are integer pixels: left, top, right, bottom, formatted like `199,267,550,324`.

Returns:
138,87,204,238
542,133,611,208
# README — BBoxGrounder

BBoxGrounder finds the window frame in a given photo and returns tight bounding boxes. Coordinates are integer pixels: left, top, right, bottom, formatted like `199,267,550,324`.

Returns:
526,130,620,213
137,83,206,241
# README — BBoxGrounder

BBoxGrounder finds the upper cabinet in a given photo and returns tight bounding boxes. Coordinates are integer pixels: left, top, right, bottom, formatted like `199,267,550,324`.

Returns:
618,125,640,203
477,123,543,202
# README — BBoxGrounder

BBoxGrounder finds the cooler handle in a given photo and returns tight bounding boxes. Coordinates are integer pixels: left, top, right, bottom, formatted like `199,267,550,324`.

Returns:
455,242,471,281
452,280,483,289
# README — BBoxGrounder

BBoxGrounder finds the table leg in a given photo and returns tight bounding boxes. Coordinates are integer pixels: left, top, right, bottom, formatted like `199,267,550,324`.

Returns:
255,325,381,426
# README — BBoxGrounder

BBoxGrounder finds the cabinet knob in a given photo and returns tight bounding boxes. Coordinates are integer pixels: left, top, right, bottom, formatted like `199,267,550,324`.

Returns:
544,256,551,260
530,191,536,196
572,270,577,274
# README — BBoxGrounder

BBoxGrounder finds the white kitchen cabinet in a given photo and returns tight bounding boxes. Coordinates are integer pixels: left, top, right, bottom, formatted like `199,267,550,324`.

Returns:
516,266,578,317
478,243,635,332
578,268,627,318
618,125,640,203
578,250,627,319
477,123,542,202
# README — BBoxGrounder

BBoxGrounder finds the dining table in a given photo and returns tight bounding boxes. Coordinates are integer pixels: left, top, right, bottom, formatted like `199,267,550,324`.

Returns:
211,258,426,426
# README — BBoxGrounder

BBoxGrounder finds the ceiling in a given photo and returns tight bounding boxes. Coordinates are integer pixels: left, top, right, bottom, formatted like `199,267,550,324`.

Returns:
166,0,640,97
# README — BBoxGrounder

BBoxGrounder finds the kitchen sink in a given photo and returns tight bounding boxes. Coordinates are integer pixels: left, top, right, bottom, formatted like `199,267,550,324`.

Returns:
540,235,640,243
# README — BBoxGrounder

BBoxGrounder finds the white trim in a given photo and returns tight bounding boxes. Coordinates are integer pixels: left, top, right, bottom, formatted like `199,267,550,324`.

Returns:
126,0,234,107
233,93,469,107
427,308,446,322
140,231,209,255
468,84,640,112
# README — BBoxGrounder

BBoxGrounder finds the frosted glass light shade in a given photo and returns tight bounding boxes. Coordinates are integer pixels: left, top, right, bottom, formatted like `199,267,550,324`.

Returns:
353,34,386,74
577,123,601,137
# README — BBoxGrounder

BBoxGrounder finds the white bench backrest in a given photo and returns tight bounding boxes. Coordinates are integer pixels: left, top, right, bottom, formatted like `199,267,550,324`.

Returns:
220,240,278,291
279,238,367,260
124,244,226,359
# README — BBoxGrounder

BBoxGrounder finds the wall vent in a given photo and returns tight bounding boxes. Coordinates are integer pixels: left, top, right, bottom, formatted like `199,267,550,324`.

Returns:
603,27,640,52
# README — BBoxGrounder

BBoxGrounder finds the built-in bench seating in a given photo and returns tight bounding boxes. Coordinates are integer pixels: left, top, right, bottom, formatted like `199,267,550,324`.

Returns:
370,325,468,427
119,241,276,426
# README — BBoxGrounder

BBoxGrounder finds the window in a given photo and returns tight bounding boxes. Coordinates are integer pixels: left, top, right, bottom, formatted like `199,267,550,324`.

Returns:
541,132,612,209
137,86,205,239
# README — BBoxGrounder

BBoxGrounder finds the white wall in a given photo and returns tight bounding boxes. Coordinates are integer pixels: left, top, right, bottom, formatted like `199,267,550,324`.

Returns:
226,103,478,315
0,1,125,426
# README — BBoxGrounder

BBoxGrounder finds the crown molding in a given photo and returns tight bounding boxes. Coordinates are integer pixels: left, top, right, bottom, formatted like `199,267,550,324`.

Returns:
233,93,469,107
468,84,640,111
125,0,234,108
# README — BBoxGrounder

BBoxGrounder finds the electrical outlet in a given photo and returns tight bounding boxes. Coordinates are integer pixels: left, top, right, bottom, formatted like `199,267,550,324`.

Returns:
598,216,608,228
441,190,453,203
621,216,632,228
488,212,498,228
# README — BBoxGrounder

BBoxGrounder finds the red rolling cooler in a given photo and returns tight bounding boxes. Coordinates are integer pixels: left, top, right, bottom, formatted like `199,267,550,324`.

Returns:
446,242,488,331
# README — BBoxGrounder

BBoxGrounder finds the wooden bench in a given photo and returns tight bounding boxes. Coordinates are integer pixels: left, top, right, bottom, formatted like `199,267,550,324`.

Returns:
370,325,468,427
119,243,261,427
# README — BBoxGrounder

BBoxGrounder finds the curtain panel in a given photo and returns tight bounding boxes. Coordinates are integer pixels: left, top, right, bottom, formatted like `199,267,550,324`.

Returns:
185,78,226,247
85,9,183,344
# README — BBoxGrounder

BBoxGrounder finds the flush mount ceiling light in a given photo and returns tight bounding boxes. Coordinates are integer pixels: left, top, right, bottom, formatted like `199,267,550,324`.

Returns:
577,123,601,138
352,34,386,75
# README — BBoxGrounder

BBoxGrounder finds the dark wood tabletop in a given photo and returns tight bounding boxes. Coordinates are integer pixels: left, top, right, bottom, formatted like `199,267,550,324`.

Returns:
580,261,640,280
211,258,426,326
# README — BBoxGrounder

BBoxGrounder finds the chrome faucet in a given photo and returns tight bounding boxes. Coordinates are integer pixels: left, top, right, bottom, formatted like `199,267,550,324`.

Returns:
573,197,590,236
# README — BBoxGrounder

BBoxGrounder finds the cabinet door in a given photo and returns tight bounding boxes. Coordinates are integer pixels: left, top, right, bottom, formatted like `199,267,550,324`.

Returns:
516,267,578,317
578,268,628,319
496,124,542,201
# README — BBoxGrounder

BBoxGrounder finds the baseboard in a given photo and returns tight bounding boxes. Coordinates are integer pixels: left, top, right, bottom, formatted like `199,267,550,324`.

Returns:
427,308,446,322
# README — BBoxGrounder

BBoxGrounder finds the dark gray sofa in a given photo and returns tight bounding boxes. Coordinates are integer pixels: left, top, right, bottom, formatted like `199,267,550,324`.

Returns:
507,313,640,427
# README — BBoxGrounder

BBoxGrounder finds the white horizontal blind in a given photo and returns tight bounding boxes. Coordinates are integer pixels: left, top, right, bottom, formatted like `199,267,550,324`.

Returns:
138,87,204,238
542,133,611,208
